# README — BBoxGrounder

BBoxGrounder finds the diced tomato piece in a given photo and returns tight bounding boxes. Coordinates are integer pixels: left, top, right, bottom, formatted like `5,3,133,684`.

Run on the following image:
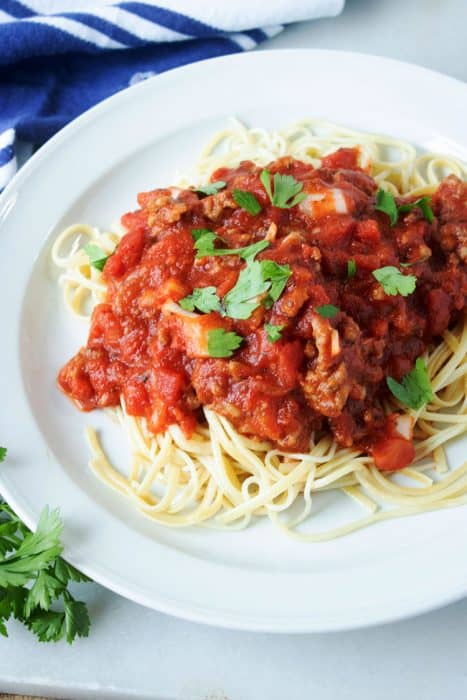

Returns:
123,378,149,415
371,437,415,471
103,228,146,280
121,209,147,232
321,148,360,170
152,367,186,403
356,219,381,244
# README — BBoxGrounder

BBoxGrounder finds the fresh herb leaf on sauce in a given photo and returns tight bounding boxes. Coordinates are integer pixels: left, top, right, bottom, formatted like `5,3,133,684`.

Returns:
265,323,284,343
372,266,417,296
194,231,270,261
0,447,6,462
207,329,243,357
179,287,222,314
398,196,434,223
375,189,398,226
386,357,433,410
260,170,306,209
347,259,357,278
260,260,292,302
400,255,430,268
224,261,270,319
224,259,292,319
83,244,109,272
316,304,340,319
192,229,222,256
232,190,262,216
195,181,226,196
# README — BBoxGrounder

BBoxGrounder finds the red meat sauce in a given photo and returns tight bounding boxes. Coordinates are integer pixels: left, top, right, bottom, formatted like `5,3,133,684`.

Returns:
58,148,467,471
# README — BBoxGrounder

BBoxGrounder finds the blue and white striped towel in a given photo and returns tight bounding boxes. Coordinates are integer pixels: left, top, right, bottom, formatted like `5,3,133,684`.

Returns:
0,0,345,191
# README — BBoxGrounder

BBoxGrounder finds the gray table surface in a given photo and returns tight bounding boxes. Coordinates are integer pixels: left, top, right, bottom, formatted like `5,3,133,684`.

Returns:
2,0,467,698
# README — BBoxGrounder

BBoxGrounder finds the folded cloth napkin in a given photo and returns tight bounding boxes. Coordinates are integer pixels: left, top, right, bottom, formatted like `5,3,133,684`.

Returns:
0,0,345,190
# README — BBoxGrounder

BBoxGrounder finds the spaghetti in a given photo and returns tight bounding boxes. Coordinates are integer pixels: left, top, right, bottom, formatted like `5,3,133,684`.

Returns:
51,119,467,540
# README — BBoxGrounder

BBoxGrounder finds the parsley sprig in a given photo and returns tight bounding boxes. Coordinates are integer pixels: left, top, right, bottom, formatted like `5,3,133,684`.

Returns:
372,266,417,297
224,259,292,319
232,190,262,216
84,244,109,272
316,304,340,319
375,189,434,227
0,450,91,644
265,323,284,343
179,287,222,314
207,329,243,357
386,358,433,410
260,170,306,209
195,181,226,196
193,229,270,261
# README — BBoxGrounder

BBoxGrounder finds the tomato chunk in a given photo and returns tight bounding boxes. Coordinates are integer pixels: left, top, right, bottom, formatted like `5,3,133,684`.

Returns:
371,437,415,471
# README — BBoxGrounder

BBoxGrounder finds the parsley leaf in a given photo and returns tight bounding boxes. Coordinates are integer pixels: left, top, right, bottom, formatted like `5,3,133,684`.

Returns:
316,304,340,319
179,287,222,314
83,244,109,272
25,610,65,643
24,570,64,618
265,323,284,343
372,266,417,297
192,229,221,257
347,259,357,278
398,196,434,223
400,256,430,268
193,228,270,261
375,189,398,226
260,170,306,209
54,558,91,585
0,448,6,462
195,181,226,196
233,189,262,216
207,329,243,357
260,260,292,302
386,357,433,410
0,493,91,644
224,259,292,319
376,190,435,227
224,261,270,319
63,597,90,644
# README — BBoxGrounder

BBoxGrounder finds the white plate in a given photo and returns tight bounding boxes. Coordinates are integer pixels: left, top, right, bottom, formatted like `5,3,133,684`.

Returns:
1,50,467,633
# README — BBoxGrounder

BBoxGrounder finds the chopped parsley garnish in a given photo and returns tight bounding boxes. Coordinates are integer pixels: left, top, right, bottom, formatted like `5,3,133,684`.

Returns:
375,189,434,226
192,228,270,261
398,196,434,223
224,259,292,320
400,255,430,268
0,447,6,462
83,244,109,272
386,357,433,410
224,261,270,319
375,189,398,226
179,287,222,314
260,260,292,302
260,170,306,209
265,323,284,343
195,181,226,196
347,259,357,278
0,460,91,645
207,329,243,357
316,304,340,319
192,229,223,257
372,266,417,296
232,189,262,216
